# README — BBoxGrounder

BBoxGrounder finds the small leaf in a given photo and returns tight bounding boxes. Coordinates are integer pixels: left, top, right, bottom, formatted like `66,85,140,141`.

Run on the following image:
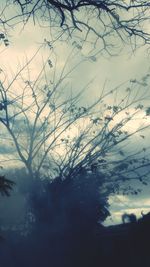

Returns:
0,33,5,39
146,107,150,116
119,150,125,156
48,59,53,68
130,79,137,83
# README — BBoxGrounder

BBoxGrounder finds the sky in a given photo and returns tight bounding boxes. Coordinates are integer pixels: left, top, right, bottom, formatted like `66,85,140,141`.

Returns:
0,5,150,226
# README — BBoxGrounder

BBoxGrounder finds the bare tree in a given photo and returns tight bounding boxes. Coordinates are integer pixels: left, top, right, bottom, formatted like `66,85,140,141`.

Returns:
0,47,150,198
1,1,150,55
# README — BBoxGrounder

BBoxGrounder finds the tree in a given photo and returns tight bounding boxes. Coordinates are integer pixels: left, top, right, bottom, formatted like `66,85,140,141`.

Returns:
1,1,150,55
0,48,150,204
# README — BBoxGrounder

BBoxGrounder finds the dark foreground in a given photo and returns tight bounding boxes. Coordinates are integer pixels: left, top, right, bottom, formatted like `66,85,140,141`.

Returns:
0,216,150,267
0,173,150,267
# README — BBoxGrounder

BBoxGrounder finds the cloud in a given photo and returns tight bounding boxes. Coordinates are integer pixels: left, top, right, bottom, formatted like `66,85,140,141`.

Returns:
0,7,150,227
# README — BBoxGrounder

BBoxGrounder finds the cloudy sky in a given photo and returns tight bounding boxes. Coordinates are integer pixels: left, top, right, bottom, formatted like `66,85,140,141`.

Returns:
0,5,150,225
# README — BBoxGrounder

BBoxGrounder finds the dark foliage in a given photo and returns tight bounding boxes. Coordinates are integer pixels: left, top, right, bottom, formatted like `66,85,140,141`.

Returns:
0,175,14,196
29,172,110,228
122,213,137,224
0,170,150,267
20,173,150,267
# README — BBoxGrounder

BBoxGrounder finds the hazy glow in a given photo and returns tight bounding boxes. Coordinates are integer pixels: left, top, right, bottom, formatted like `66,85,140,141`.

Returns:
0,11,150,226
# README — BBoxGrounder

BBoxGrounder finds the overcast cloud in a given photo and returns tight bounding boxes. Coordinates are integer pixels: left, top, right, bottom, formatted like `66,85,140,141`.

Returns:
0,15,150,225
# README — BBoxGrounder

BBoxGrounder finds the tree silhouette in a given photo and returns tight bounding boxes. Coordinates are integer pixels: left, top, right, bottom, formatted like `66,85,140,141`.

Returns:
0,175,14,196
1,1,150,54
0,2,150,264
0,48,150,209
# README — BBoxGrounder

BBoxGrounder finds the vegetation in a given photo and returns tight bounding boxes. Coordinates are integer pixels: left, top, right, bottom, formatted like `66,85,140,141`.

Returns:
0,2,150,266
0,175,14,196
0,1,150,55
0,47,150,224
